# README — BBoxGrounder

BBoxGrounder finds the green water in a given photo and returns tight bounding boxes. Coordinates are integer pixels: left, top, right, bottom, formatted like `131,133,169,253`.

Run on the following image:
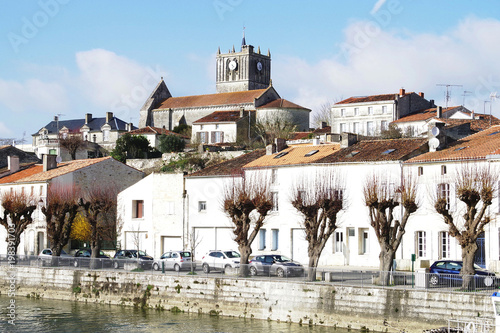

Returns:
0,296,351,332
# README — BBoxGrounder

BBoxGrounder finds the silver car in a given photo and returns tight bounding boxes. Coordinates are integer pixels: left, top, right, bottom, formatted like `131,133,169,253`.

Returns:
201,250,240,273
249,254,304,277
153,251,195,272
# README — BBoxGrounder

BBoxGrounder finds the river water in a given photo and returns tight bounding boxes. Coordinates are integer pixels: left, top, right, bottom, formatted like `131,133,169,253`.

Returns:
1,297,351,333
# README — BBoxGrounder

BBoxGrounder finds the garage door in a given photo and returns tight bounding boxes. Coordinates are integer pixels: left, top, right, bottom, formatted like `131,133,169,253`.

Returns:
161,236,182,254
291,228,309,264
193,227,237,260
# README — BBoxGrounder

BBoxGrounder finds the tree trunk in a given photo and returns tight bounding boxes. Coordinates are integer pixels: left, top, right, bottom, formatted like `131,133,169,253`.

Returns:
378,248,395,286
238,244,252,277
307,249,320,282
90,224,101,270
461,242,478,290
51,243,65,267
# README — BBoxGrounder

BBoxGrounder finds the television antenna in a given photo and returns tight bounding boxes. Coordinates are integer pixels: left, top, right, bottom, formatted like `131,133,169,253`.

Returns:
436,84,463,108
489,92,500,126
461,90,472,107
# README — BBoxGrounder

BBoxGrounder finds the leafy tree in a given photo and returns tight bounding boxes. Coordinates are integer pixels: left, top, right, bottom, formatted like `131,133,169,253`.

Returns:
70,213,91,242
173,124,191,137
0,190,37,259
363,173,418,285
158,134,185,153
59,133,84,160
110,133,152,162
222,173,273,276
254,113,297,145
434,164,496,289
291,170,344,281
380,124,403,139
42,185,81,264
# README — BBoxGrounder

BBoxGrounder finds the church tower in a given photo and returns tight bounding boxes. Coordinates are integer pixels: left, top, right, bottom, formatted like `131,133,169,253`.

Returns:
216,32,271,93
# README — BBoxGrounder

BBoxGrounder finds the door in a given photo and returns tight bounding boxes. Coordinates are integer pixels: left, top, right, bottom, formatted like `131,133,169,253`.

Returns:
474,232,486,268
347,228,356,265
291,229,308,264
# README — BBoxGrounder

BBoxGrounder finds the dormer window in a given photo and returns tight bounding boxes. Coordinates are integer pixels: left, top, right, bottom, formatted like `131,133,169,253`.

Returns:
103,129,110,142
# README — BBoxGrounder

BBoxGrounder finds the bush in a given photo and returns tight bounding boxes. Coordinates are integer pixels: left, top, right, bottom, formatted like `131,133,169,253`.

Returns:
158,134,186,153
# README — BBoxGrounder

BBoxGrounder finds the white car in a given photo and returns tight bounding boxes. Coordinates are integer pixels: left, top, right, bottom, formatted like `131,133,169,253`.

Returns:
153,251,195,272
38,248,73,265
201,250,240,273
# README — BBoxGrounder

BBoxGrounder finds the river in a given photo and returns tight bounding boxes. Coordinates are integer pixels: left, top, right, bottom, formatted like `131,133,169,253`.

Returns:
1,296,351,333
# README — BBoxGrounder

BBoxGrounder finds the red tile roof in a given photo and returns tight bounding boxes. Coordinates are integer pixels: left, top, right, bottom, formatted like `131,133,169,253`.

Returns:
407,125,500,163
128,126,184,137
257,99,310,110
155,89,267,109
392,106,462,123
336,94,398,105
444,118,500,132
316,138,428,163
188,149,266,177
193,111,243,124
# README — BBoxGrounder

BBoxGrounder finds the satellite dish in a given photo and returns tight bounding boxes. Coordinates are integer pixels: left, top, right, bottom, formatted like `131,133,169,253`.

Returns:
431,126,440,137
429,138,440,150
56,156,62,163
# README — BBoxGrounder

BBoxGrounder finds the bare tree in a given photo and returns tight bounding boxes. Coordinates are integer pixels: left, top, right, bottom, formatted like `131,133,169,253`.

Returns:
79,185,118,268
42,184,81,265
189,229,202,274
311,101,332,129
291,170,344,281
59,133,84,160
222,173,273,276
363,172,418,285
434,164,496,289
253,113,297,146
0,190,37,260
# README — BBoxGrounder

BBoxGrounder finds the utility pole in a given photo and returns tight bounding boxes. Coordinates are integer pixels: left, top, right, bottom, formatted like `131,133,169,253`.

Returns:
436,84,463,108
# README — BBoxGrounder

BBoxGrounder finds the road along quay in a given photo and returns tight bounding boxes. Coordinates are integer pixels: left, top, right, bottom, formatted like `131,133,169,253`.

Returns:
0,266,495,332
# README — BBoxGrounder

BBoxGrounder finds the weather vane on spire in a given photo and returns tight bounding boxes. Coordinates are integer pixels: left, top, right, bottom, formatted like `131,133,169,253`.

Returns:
241,25,246,49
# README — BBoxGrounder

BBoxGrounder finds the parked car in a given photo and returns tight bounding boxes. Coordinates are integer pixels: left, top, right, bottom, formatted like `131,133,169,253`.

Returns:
38,248,73,266
201,250,240,273
429,260,496,287
152,251,195,272
113,250,154,269
249,254,304,277
73,248,111,268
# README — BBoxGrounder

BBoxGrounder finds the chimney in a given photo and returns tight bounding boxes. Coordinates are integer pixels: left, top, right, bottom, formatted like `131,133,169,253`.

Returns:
429,99,435,107
106,112,113,123
274,138,287,153
321,122,327,129
418,92,424,98
436,106,443,118
8,156,19,173
399,88,405,97
43,154,57,172
266,144,274,155
54,115,58,122
341,133,358,148
85,113,92,124
240,108,245,118
471,111,475,119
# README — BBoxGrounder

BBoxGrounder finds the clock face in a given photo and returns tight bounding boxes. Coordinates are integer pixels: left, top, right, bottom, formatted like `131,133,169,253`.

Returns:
257,61,263,71
229,60,237,71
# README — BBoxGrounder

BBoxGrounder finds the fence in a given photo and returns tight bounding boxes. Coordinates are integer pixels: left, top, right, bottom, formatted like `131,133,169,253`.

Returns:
1,254,499,295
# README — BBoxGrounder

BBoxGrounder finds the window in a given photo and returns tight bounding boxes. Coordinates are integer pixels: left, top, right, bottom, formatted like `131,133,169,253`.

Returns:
198,201,207,212
382,106,387,114
416,231,426,258
418,166,423,176
381,120,388,131
166,201,174,215
441,165,447,175
271,169,278,184
133,200,144,218
259,229,266,250
353,122,360,134
340,123,347,133
198,132,208,144
62,132,68,139
368,107,373,115
340,108,346,117
211,131,224,143
334,231,343,253
103,129,110,141
354,107,359,116
92,134,97,143
360,229,369,254
271,192,279,212
367,121,374,136
272,229,279,251
49,149,56,155
438,183,451,210
439,231,450,259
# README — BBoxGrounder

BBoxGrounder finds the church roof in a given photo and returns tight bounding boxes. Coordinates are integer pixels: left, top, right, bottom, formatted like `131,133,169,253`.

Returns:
193,111,246,124
128,126,185,137
257,98,310,110
154,89,267,110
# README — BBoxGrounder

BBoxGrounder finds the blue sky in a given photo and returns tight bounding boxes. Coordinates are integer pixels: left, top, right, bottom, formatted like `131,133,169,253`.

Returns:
1,0,500,142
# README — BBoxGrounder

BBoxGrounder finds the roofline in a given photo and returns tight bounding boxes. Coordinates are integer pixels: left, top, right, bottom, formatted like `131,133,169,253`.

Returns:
334,100,397,106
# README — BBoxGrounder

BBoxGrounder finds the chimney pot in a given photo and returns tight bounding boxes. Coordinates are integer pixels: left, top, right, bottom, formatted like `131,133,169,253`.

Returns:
106,112,113,123
437,106,443,118
418,92,424,98
341,133,358,148
399,88,405,97
8,156,19,173
42,154,57,172
85,113,92,124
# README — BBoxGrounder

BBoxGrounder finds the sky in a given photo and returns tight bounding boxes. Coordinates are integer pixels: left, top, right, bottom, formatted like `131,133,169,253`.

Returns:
1,0,500,142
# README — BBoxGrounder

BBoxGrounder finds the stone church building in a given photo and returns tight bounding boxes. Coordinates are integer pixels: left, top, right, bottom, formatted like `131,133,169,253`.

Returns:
139,38,310,144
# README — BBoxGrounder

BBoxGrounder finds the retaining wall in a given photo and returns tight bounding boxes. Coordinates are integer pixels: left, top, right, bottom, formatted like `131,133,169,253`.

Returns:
0,266,494,332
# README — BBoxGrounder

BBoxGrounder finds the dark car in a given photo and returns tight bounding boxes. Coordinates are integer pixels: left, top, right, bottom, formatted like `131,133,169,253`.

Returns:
249,254,304,277
429,260,496,287
113,250,153,269
73,249,112,268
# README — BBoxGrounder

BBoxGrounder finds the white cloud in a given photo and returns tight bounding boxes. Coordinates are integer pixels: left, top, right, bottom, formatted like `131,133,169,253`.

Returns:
274,16,500,122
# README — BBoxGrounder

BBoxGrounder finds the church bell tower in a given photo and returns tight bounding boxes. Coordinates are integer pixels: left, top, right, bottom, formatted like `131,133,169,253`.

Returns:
216,32,271,93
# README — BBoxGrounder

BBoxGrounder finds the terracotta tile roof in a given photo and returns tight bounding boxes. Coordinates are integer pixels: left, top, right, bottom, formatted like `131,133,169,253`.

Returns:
155,89,267,109
336,93,398,105
444,118,500,132
257,99,310,110
128,126,186,137
290,132,311,140
0,157,112,184
316,138,428,163
392,106,462,123
407,125,500,163
313,126,331,134
188,150,265,177
193,111,243,124
244,144,341,168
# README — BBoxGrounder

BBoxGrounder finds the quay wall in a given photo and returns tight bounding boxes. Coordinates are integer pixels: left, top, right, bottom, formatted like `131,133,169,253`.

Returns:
0,266,494,332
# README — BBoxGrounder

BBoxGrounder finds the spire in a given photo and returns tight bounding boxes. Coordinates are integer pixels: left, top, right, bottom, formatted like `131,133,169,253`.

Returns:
257,46,261,54
241,26,246,50
232,45,235,53
217,46,220,55
267,48,271,57
269,79,273,87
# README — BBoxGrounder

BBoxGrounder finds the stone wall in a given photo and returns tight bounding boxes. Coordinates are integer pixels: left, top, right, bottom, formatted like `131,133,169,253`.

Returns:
0,266,494,332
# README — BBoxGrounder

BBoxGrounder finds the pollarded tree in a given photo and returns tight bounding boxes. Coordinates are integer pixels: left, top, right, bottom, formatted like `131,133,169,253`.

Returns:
363,173,418,286
0,190,37,259
434,164,496,289
59,133,84,160
222,173,273,276
42,185,81,264
291,170,344,281
79,185,118,268
254,113,297,146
